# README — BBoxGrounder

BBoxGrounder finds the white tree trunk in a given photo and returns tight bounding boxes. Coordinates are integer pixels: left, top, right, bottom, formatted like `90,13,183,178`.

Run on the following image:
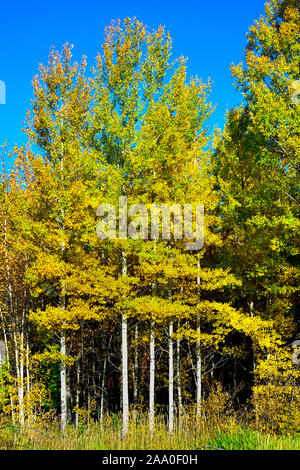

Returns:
149,244,156,434
121,251,129,438
169,319,174,435
60,256,67,430
3,218,17,424
196,259,201,418
133,323,139,411
60,330,67,431
26,334,30,396
75,360,80,428
196,326,201,417
19,330,24,425
149,319,155,433
0,308,16,425
59,146,68,431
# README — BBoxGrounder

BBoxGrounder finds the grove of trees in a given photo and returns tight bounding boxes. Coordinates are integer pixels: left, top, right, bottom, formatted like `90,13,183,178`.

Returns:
0,0,299,440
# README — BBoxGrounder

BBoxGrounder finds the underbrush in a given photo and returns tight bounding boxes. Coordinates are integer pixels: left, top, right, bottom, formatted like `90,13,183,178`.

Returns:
0,414,299,450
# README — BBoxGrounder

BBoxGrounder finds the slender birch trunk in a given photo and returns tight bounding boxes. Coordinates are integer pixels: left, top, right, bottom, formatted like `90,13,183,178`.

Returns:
26,333,30,396
17,300,26,426
133,323,139,413
121,315,128,435
19,329,24,425
75,327,83,428
196,259,201,418
60,329,67,430
121,250,129,438
177,286,184,419
0,308,15,424
60,260,67,430
59,151,67,431
0,309,9,365
75,360,80,428
120,353,123,411
196,332,201,417
149,241,156,434
3,217,17,424
149,319,155,433
169,318,174,435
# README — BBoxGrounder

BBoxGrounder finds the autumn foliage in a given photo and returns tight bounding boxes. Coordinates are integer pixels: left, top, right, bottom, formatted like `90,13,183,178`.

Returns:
0,0,299,446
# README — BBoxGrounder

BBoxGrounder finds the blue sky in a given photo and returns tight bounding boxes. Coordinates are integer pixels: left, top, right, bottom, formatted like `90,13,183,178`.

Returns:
0,0,266,158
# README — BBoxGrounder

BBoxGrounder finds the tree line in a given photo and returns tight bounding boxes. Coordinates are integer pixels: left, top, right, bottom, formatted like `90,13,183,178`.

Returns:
0,0,299,436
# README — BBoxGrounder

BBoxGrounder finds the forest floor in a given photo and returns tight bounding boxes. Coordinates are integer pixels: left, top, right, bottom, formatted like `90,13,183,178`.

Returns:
0,414,299,450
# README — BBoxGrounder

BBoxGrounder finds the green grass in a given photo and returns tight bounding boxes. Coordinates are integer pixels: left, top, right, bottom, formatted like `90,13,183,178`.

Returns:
207,427,300,450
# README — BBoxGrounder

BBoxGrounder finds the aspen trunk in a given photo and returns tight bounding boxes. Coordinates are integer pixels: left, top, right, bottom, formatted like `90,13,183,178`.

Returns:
177,285,184,418
149,319,155,433
0,308,15,424
75,360,80,428
121,313,128,436
196,259,201,418
59,146,68,431
169,319,174,435
3,218,17,424
19,330,24,425
18,304,26,425
196,328,201,417
0,309,9,365
133,323,139,412
60,273,67,430
26,334,30,396
149,244,156,434
121,251,129,438
60,330,67,430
